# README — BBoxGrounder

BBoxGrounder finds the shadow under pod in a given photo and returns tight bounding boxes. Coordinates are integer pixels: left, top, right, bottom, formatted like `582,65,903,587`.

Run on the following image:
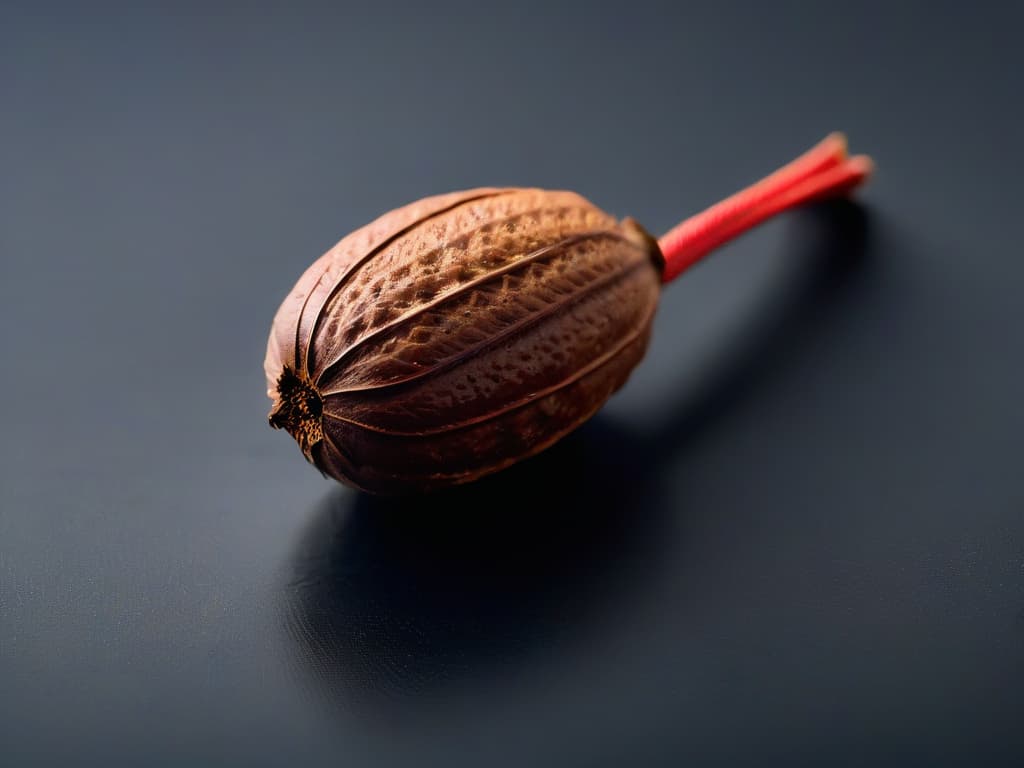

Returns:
280,415,669,715
279,199,872,716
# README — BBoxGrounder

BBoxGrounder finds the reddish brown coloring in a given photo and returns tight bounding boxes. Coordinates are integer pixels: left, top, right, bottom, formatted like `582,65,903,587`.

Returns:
266,188,663,493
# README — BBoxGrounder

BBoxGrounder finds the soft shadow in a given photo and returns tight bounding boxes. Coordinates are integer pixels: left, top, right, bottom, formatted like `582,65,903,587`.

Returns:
281,415,666,714
280,200,871,714
652,199,871,453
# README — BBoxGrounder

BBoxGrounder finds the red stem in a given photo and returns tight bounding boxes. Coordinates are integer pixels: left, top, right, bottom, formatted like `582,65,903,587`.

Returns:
658,133,873,283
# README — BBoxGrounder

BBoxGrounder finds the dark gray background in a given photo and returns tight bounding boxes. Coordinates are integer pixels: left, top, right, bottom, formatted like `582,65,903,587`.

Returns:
2,1,1022,765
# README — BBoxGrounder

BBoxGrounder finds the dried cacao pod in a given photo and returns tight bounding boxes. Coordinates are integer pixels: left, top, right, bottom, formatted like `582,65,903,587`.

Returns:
265,188,663,494
265,135,872,495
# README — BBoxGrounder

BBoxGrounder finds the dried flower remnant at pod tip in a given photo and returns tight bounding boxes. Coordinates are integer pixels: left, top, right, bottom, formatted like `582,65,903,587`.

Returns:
265,133,872,494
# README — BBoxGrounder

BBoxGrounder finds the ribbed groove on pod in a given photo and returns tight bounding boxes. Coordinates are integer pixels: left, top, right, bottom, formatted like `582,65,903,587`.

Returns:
305,192,618,379
320,281,656,437
318,230,647,395
298,189,514,376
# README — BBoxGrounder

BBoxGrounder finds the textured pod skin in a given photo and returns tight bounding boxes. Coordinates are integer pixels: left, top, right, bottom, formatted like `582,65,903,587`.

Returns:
265,188,663,494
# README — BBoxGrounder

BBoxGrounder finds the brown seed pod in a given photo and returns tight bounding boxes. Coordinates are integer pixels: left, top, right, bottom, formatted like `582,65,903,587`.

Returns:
265,188,663,494
266,135,873,495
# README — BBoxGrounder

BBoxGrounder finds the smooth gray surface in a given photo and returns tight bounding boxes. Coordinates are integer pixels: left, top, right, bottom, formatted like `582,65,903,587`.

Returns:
2,2,1023,766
